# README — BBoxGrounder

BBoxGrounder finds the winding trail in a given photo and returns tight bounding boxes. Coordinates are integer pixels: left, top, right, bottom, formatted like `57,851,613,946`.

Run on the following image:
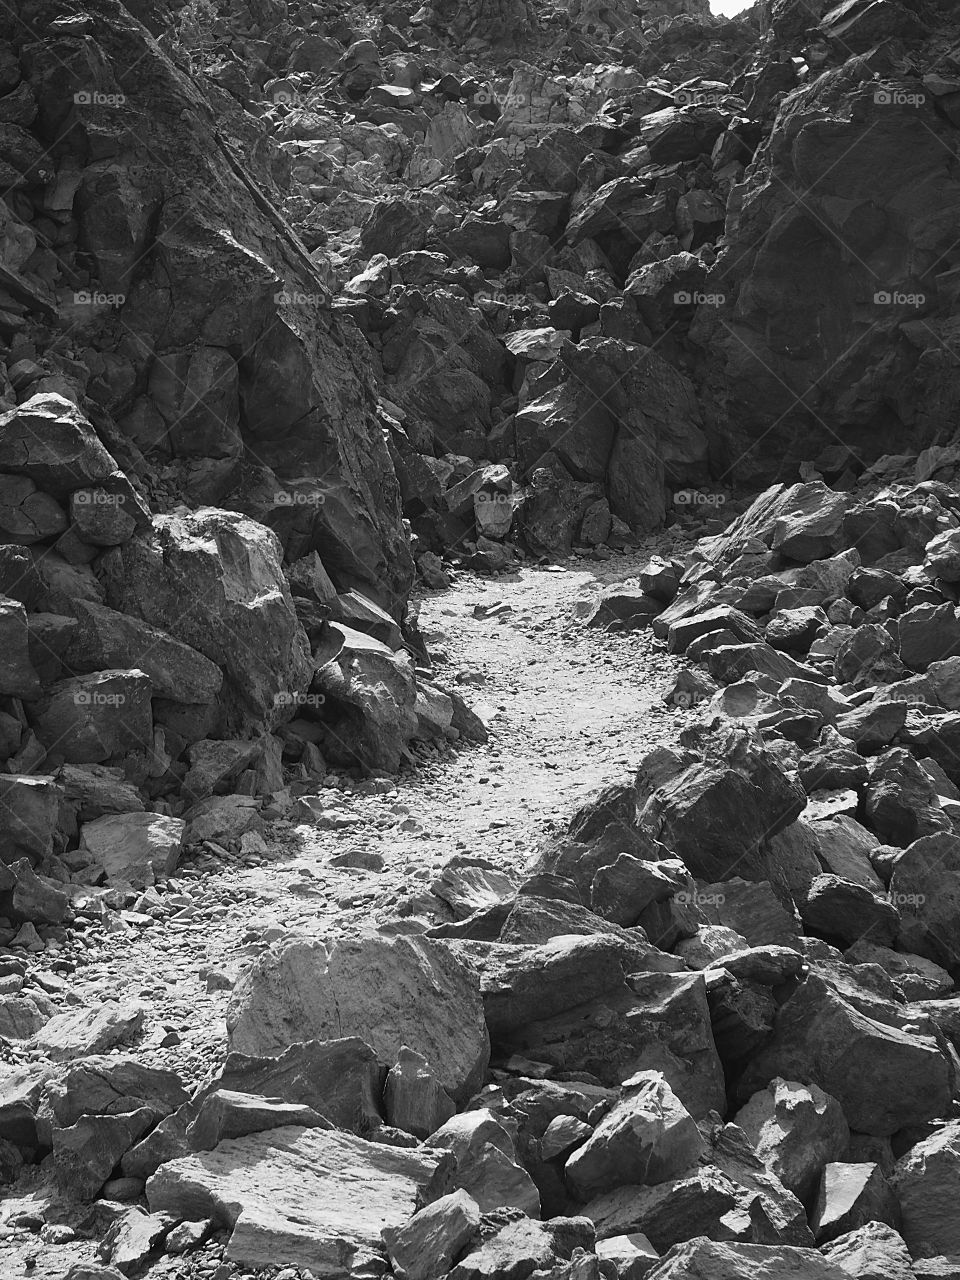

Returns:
3,546,688,1278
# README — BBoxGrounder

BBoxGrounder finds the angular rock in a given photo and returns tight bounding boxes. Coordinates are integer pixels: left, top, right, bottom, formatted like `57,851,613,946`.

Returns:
225,933,489,1102
78,812,183,887
384,1046,456,1139
811,1161,900,1243
564,1072,704,1200
892,1120,960,1257
382,1189,481,1280
732,1078,849,1204
737,974,955,1135
147,1125,454,1272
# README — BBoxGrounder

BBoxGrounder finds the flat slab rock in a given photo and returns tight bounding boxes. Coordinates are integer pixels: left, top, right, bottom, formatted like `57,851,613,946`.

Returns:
644,1238,849,1279
146,1123,454,1273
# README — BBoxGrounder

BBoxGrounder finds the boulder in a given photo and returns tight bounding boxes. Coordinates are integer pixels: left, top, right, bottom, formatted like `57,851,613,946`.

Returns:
225,933,489,1102
732,1078,849,1204
426,1109,540,1217
737,974,955,1135
820,1222,915,1280
892,1121,960,1257
564,1072,704,1200
101,510,311,726
638,1239,847,1279
64,600,223,703
889,833,960,967
78,812,184,886
147,1125,454,1272
0,774,62,857
384,1046,456,1139
382,1189,481,1280
810,1161,900,1243
28,669,153,764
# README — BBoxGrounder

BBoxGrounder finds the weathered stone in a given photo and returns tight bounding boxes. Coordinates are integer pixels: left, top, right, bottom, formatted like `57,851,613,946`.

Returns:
811,1161,900,1243
78,812,184,886
893,1120,960,1257
737,974,954,1135
215,1037,386,1136
732,1078,849,1204
382,1189,481,1280
426,1109,540,1216
32,1000,145,1062
186,1090,330,1150
820,1222,915,1280
564,1072,704,1200
28,669,153,764
384,1046,455,1139
147,1126,454,1272
226,933,489,1102
889,832,960,967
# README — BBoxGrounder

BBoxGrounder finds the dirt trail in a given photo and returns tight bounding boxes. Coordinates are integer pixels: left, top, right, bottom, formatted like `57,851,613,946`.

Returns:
2,547,687,1276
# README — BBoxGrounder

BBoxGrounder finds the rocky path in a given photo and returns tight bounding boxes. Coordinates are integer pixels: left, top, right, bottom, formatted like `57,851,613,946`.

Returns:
2,547,686,1278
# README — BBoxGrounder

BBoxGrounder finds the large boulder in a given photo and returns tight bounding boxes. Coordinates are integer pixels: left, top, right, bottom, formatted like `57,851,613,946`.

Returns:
101,510,310,728
737,974,955,1135
892,1120,960,1257
146,1126,453,1272
225,933,489,1103
637,725,806,882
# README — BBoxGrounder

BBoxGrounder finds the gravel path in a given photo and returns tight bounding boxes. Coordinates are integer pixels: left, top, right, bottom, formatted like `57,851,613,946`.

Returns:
1,544,689,1278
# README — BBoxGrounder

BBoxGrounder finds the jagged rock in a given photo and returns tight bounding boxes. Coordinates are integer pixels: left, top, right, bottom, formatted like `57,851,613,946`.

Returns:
864,749,950,846
800,875,899,948
583,1121,810,1251
384,1046,456,1139
737,974,955,1135
312,623,418,770
214,1038,386,1137
889,833,960,967
225,933,489,1102
98,1207,174,1275
55,1109,155,1199
820,1222,915,1280
39,1055,188,1142
638,1239,846,1279
732,1078,849,1204
101,511,311,728
0,774,62,857
898,604,960,672
147,1125,453,1271
382,1189,481,1280
186,1090,330,1150
564,1072,704,1200
9,858,69,924
28,669,153,764
31,999,145,1062
595,1233,659,1280
447,1216,595,1280
480,933,654,1036
892,1120,960,1257
426,1109,540,1216
78,812,184,887
810,1161,900,1243
844,941,951,1000
637,726,805,882
64,600,223,703
0,593,39,697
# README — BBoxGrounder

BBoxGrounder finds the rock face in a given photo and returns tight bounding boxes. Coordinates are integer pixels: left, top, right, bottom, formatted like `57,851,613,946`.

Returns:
225,933,489,1102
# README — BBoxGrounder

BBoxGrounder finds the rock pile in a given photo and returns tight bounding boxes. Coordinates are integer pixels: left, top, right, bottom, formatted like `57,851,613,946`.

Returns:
0,2,490,954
